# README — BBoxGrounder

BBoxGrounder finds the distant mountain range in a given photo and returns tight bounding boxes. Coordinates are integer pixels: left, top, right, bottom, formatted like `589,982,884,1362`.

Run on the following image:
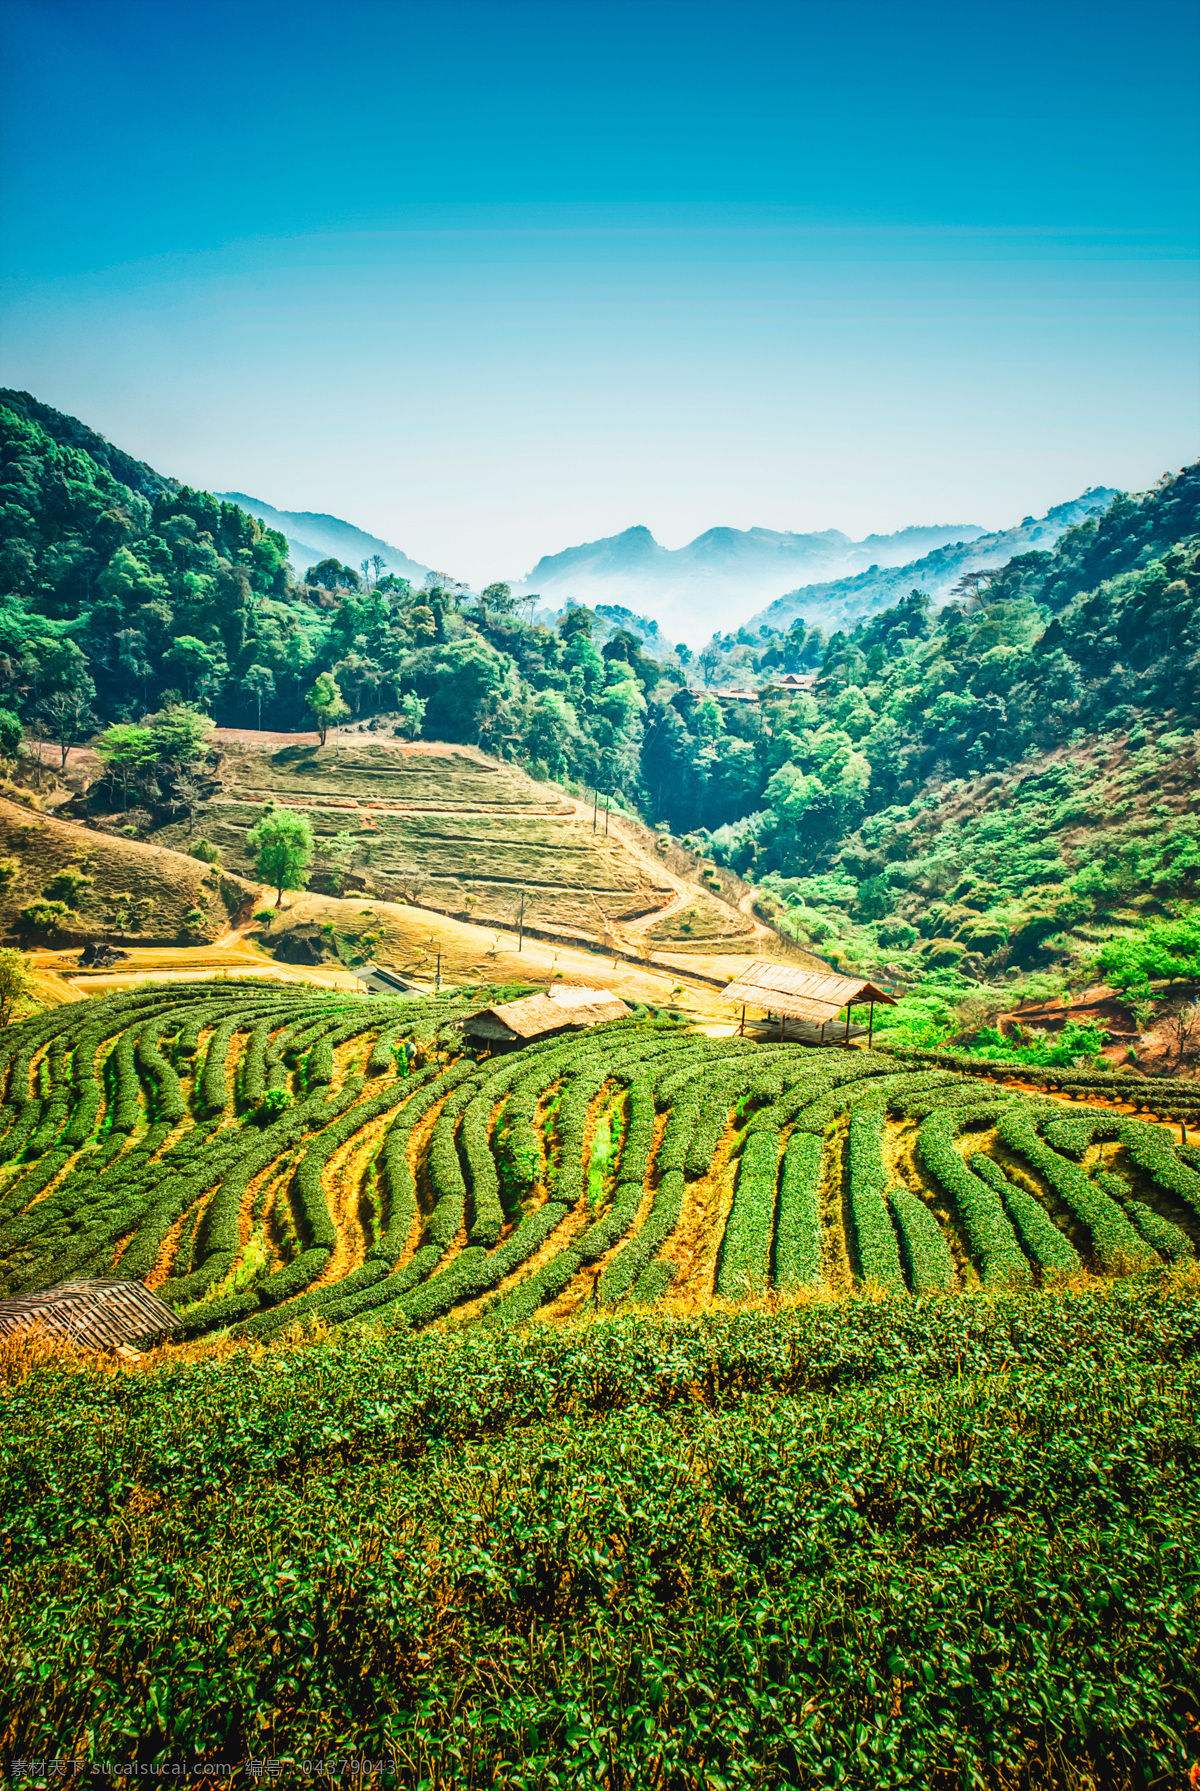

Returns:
221,482,1119,647
747,488,1119,637
513,519,991,644
216,494,431,586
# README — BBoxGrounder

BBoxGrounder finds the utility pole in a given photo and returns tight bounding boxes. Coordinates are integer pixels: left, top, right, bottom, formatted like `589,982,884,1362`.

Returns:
592,787,598,833
517,890,525,953
435,952,441,992
604,791,610,835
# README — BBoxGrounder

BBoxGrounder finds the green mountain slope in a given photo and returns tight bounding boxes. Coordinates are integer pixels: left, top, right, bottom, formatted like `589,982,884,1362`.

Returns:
0,389,1196,1003
747,486,1118,635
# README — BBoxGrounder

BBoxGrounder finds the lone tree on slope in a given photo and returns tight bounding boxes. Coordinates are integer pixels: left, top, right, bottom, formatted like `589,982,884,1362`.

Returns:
243,664,276,731
305,673,350,746
246,806,315,906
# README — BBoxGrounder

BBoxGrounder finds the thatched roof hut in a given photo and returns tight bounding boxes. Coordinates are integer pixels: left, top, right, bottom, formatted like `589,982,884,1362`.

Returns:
462,986,630,1048
0,1279,179,1351
721,962,898,1045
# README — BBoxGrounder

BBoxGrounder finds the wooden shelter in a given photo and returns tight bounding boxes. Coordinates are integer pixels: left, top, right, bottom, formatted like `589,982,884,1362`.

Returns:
721,962,898,1046
0,1278,179,1351
462,986,629,1049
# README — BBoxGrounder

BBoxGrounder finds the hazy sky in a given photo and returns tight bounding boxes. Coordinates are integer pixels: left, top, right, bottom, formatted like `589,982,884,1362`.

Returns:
2,0,1198,586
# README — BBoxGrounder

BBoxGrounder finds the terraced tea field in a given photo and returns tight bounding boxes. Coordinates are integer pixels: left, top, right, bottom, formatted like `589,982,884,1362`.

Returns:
2,982,1197,1341
152,737,693,942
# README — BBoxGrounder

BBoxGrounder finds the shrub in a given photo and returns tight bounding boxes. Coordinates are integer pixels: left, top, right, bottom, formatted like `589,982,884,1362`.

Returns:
997,1108,1153,1268
969,1152,1080,1275
1093,1169,1193,1260
19,899,69,934
846,1108,905,1293
774,1131,823,1289
253,1087,293,1123
1118,1118,1200,1219
599,1170,685,1306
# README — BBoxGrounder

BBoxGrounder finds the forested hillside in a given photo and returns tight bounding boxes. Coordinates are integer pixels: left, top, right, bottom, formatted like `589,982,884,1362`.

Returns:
746,486,1117,636
1,390,1197,987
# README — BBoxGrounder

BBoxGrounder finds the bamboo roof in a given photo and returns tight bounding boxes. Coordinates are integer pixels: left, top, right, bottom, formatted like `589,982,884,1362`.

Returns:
464,989,629,1040
721,962,898,1025
0,1278,179,1350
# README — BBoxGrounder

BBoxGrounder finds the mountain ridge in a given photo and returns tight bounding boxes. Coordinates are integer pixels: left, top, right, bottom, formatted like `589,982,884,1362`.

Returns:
513,516,991,641
747,487,1120,637
215,483,1119,646
216,492,431,585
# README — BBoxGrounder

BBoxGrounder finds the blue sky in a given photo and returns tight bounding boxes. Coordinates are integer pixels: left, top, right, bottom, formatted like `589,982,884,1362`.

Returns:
1,0,1197,584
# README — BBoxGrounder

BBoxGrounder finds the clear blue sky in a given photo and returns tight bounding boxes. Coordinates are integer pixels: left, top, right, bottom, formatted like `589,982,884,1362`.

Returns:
2,0,1197,584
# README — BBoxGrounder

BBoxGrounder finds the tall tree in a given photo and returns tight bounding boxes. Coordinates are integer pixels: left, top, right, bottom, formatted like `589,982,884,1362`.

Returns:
479,582,514,622
305,672,350,745
143,704,214,769
242,663,276,730
37,684,95,770
0,707,20,759
305,558,360,592
246,806,315,906
94,722,154,809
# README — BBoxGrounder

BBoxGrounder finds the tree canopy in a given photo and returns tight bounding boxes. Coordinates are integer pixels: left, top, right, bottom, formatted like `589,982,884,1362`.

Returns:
246,806,315,905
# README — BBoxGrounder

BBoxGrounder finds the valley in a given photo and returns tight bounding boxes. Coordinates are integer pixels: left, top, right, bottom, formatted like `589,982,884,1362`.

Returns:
0,390,1197,1787
5,1,1198,1777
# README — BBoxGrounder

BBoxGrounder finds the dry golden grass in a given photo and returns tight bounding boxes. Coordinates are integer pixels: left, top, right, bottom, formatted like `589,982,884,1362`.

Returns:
0,1324,90,1385
0,794,252,947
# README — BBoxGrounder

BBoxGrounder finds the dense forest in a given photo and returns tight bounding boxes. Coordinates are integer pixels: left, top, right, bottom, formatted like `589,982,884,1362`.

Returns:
1,388,1198,988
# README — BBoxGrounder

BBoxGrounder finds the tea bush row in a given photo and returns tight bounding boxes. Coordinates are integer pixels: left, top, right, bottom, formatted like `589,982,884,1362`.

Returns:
997,1106,1155,1268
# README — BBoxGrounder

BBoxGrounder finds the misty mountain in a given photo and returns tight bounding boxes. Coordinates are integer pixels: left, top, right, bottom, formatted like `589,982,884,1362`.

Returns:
513,518,990,644
216,493,430,585
747,488,1120,637
217,481,1118,649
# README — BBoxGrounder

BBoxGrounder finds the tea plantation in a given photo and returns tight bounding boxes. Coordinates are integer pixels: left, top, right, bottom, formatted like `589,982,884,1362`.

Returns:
2,983,1199,1784
1,981,1199,1329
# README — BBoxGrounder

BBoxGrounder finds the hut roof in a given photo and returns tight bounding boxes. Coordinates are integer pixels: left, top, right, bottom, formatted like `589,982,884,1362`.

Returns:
0,1278,179,1350
355,964,419,995
464,987,630,1041
721,962,898,1025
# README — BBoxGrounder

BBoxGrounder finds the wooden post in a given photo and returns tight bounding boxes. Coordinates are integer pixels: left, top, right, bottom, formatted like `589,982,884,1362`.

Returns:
592,788,598,832
779,1010,785,1041
435,952,441,992
604,792,610,834
738,1003,745,1037
844,1002,852,1046
868,998,874,1049
517,891,525,954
